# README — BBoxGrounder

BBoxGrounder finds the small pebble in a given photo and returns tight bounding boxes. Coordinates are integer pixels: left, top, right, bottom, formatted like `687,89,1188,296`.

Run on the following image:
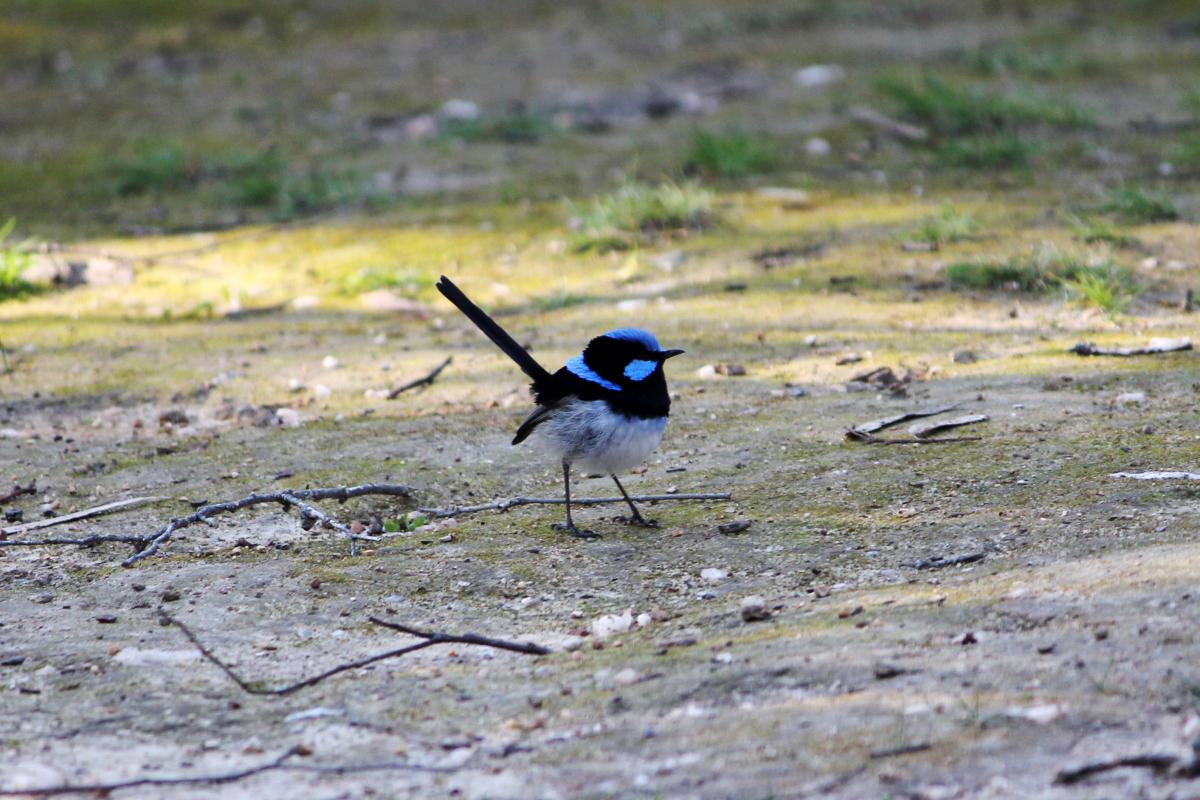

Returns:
740,595,769,622
95,614,118,624
321,356,340,370
718,520,751,535
700,567,728,583
161,589,181,602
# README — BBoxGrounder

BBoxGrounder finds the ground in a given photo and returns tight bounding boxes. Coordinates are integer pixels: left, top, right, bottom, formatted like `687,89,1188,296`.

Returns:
2,2,1200,798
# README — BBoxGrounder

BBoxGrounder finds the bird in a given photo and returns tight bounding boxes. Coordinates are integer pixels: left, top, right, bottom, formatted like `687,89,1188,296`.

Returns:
436,275,684,538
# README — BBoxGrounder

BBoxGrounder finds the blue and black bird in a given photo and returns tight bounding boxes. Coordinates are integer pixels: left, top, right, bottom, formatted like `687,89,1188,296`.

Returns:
436,276,684,538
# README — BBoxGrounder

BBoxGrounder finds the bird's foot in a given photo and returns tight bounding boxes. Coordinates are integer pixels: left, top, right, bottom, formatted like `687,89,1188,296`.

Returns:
615,514,658,528
553,522,600,540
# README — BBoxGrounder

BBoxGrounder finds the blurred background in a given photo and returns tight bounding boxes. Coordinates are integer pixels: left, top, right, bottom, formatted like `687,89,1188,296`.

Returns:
2,0,1196,241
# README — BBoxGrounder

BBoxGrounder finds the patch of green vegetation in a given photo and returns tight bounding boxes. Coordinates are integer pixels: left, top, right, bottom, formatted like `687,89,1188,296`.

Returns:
1099,186,1179,224
878,74,1093,137
964,43,1090,79
105,140,194,196
99,142,374,223
0,218,38,302
1181,85,1200,115
1059,262,1139,316
569,181,714,252
335,266,432,298
531,292,591,312
1069,215,1140,248
935,134,1032,170
946,248,1138,314
905,205,976,247
684,129,780,178
441,108,556,144
1169,137,1200,174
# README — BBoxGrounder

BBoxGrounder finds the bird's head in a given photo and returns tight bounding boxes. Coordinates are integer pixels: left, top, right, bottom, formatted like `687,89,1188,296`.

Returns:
566,328,684,393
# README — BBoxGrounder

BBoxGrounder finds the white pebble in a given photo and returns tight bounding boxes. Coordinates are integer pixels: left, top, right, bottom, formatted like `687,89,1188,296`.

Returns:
322,355,340,369
700,567,728,583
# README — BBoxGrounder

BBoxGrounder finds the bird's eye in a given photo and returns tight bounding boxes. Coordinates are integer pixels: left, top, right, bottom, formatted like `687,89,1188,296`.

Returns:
623,359,657,381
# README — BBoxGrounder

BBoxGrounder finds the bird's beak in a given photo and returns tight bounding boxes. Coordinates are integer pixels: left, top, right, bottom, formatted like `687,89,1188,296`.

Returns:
659,349,685,360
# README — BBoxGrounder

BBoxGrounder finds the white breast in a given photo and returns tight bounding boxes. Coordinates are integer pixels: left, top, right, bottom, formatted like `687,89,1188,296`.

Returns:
535,399,668,474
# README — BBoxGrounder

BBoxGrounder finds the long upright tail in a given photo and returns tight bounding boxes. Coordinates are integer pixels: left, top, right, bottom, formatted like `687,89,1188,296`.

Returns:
436,276,552,385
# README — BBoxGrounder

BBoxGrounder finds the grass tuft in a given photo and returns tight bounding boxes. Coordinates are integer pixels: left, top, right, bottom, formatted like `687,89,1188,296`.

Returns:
936,134,1032,170
569,181,714,253
906,205,976,247
946,248,1139,315
335,267,431,298
684,129,779,178
105,140,194,195
1059,262,1138,316
878,74,1093,138
440,108,555,144
0,218,37,302
1100,187,1179,224
1069,215,1140,248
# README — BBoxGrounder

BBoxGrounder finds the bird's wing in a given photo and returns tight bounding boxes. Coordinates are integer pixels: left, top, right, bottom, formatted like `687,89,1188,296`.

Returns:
512,404,557,445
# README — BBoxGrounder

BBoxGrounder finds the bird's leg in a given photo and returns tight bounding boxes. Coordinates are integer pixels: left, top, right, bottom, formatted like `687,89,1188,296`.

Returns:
611,474,657,528
552,460,598,539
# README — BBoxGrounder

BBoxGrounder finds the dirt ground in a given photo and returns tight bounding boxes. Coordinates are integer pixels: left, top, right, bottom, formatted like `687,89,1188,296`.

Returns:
3,2,1200,798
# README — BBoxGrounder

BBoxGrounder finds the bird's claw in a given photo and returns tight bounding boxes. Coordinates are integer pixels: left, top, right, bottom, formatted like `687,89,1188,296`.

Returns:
553,522,600,540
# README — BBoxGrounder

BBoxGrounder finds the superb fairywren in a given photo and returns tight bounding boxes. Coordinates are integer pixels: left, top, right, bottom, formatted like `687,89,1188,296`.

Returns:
436,276,684,538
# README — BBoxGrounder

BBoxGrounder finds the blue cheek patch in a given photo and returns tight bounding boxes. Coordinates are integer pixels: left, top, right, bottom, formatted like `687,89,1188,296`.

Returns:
567,355,622,392
623,359,657,381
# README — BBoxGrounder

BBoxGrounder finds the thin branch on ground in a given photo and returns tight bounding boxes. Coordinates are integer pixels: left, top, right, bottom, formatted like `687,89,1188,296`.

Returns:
367,616,552,655
0,533,148,549
388,356,453,399
846,404,960,440
869,742,931,759
1071,338,1192,357
0,480,36,504
278,491,376,557
0,496,168,538
1111,471,1200,481
0,745,456,798
166,612,548,697
904,552,985,570
419,492,732,518
847,434,982,446
123,483,411,566
1054,754,1180,785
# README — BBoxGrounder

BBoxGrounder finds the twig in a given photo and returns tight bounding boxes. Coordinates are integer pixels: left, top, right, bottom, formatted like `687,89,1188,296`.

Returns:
1111,471,1200,481
0,480,36,504
846,404,960,440
1071,338,1192,357
849,435,982,446
419,492,732,518
388,356,453,399
0,534,148,549
0,496,168,538
1054,754,1179,785
279,491,376,557
869,742,931,759
166,612,548,697
849,105,928,142
0,747,305,797
0,746,455,797
368,616,551,655
123,483,411,566
909,414,988,439
904,552,985,570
